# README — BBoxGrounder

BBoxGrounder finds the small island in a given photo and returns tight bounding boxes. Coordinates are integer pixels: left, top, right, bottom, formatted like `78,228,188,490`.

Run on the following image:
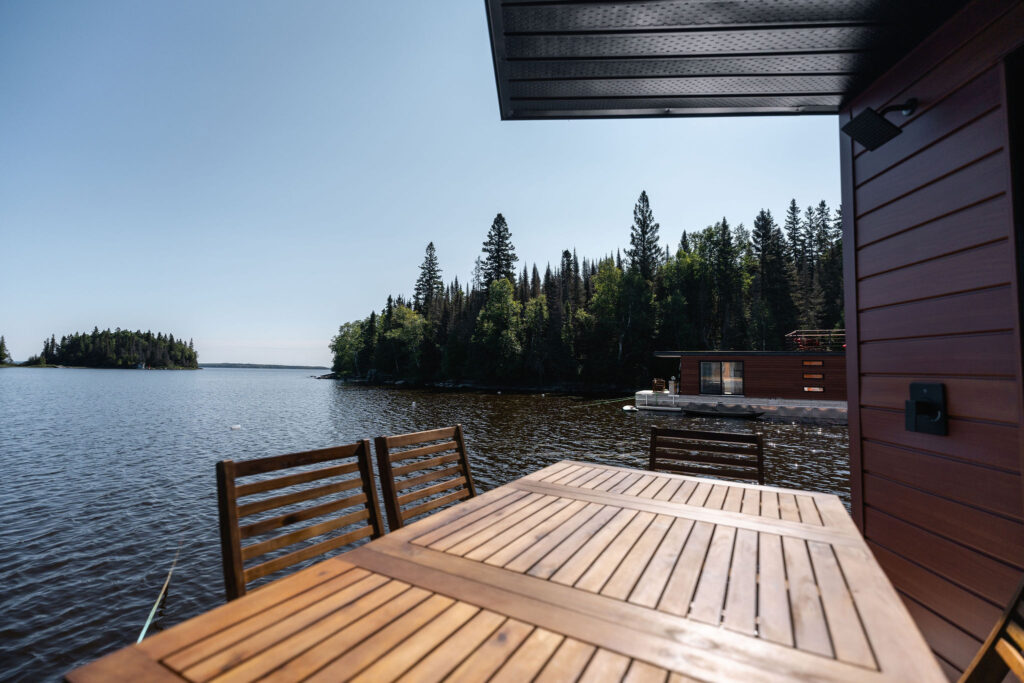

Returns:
21,328,199,369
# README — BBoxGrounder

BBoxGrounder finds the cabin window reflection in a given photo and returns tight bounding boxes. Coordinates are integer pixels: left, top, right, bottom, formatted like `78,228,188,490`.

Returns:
699,361,744,395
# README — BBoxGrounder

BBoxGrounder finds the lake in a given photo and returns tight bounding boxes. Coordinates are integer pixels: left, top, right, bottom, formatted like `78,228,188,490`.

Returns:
0,367,849,680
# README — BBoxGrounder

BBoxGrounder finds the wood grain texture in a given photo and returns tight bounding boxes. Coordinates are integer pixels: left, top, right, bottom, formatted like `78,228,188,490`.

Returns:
70,462,942,683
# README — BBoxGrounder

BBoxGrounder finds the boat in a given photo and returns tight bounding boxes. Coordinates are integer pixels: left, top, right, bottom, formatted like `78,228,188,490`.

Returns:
683,406,764,420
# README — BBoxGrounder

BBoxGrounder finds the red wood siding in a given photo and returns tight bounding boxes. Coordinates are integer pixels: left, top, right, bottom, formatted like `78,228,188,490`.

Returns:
675,354,846,401
842,1,1024,677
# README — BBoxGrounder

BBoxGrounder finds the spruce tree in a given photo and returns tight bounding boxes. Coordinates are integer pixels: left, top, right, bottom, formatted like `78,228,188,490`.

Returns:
413,242,443,317
0,335,10,364
625,191,661,280
530,264,541,299
481,213,518,287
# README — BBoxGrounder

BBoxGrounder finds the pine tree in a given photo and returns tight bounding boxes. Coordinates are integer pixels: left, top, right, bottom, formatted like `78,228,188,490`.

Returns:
783,199,803,267
413,242,444,317
625,191,661,280
481,213,518,287
530,264,541,299
0,335,10,364
750,209,795,348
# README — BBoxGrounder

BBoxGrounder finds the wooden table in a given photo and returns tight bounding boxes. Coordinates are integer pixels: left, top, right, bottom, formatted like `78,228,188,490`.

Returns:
68,460,944,682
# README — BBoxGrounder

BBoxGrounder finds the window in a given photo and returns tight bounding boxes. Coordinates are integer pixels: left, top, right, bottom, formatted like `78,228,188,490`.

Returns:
700,361,743,395
804,386,824,392
803,373,823,380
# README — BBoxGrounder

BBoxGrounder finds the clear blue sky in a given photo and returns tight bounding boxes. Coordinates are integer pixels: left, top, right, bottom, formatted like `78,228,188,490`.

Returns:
0,1,840,366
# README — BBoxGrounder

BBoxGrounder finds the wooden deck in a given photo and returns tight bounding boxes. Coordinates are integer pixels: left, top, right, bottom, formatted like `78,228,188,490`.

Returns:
67,461,944,682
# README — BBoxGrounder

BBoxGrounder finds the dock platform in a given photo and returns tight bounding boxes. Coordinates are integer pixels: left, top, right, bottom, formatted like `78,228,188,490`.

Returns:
635,390,847,424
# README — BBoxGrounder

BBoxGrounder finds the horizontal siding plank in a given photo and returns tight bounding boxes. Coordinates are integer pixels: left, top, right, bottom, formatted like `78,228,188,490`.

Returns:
864,508,1020,605
859,286,1016,342
856,151,1007,247
854,66,1002,183
862,439,1022,517
855,106,1005,213
900,593,982,673
856,195,1010,278
859,332,1018,377
859,375,1020,423
863,474,1024,567
867,541,1002,640
858,240,1013,310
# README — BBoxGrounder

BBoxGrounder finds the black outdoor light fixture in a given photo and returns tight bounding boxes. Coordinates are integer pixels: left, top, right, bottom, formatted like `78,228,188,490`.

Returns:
841,98,918,150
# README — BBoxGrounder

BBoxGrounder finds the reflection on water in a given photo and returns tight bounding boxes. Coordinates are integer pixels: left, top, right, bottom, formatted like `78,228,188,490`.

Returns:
0,369,848,680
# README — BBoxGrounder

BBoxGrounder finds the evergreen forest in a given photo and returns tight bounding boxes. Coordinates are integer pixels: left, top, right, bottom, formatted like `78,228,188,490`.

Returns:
330,192,843,388
24,328,199,369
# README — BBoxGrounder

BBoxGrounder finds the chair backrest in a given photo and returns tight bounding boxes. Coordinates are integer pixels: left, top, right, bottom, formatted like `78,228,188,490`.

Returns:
649,427,765,484
960,575,1024,682
216,440,384,601
374,425,476,530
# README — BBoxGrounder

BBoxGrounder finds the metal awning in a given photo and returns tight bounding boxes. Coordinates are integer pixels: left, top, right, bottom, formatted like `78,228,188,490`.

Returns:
484,0,969,120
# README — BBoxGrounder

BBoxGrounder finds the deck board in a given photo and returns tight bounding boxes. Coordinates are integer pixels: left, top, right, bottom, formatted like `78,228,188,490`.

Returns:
68,460,943,683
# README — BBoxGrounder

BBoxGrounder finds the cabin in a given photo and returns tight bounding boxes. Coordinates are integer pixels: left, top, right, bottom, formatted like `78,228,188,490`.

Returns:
640,350,847,421
486,1,1024,678
655,351,847,401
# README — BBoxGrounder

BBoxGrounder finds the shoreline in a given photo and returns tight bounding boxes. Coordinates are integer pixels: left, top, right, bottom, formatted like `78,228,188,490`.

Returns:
317,374,634,398
1,364,200,370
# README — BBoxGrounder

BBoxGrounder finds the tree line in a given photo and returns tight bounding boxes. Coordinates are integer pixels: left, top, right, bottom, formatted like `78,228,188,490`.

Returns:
330,191,843,387
22,328,199,369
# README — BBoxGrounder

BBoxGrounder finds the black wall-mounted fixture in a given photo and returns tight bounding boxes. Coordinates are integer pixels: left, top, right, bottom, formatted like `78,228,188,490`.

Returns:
905,382,947,436
842,98,918,150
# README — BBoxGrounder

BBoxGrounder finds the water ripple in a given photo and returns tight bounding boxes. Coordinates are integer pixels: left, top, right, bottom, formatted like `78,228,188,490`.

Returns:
0,369,848,681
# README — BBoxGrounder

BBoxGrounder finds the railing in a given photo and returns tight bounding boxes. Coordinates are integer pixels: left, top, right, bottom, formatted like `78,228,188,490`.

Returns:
784,329,846,351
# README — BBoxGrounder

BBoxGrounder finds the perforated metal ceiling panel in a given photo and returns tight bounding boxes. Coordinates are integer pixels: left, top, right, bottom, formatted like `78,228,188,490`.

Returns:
485,0,969,119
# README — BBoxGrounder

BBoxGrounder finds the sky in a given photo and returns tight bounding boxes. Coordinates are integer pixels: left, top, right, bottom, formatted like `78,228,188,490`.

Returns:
0,2,841,366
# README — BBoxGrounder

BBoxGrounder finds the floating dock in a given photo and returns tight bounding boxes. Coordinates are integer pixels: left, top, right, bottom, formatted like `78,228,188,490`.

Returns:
635,390,847,424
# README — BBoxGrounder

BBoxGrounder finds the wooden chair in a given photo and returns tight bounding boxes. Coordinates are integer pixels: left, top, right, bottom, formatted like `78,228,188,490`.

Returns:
960,575,1024,682
216,440,384,601
649,427,765,484
374,425,477,530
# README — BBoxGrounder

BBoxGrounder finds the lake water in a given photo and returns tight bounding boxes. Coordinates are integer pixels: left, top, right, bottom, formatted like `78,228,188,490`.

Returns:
0,367,849,681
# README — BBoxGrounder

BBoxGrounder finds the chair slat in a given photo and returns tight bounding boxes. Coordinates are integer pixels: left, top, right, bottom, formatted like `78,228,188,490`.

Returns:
649,427,765,485
397,477,467,506
232,443,363,477
656,440,759,456
396,464,462,491
216,439,384,601
237,477,362,517
401,488,471,523
389,440,458,463
1007,621,1024,650
240,492,368,539
235,461,360,497
654,451,760,469
995,638,1024,681
385,426,458,449
243,526,374,583
959,574,1024,682
658,429,760,444
375,425,477,530
241,508,370,561
393,452,461,477
654,462,760,481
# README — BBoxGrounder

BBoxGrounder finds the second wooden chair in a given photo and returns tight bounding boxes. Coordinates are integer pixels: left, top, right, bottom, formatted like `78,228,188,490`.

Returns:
216,440,385,601
375,425,477,530
649,427,765,484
